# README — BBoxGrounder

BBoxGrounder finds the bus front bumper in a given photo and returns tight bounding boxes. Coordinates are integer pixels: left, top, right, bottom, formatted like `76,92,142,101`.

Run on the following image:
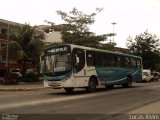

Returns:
44,80,62,89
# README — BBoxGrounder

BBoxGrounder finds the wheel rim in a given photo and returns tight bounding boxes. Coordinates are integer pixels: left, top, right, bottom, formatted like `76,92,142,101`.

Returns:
90,81,96,88
88,79,96,92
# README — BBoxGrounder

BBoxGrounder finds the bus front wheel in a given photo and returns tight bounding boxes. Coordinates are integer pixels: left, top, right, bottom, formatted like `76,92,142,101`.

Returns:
86,77,97,92
64,88,74,93
122,76,132,88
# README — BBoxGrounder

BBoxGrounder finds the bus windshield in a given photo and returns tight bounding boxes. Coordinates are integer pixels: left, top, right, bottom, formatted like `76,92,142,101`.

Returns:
44,45,71,75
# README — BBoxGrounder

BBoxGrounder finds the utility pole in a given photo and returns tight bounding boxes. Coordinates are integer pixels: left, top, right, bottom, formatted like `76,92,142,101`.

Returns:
111,22,117,44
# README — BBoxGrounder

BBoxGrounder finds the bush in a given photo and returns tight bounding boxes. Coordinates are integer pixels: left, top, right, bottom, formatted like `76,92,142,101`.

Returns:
23,72,39,82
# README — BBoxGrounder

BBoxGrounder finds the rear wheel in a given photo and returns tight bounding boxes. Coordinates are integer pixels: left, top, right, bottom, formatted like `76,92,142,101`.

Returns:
122,76,132,88
64,88,74,93
86,77,97,92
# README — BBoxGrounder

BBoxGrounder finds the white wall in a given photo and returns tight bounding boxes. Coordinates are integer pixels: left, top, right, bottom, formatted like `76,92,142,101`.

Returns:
45,31,62,43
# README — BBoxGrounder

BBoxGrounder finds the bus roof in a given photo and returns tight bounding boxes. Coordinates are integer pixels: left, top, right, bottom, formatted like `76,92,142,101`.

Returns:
46,44,141,59
91,48,141,59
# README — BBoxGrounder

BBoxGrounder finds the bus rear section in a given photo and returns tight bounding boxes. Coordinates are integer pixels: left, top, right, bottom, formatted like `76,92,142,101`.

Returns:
85,49,142,89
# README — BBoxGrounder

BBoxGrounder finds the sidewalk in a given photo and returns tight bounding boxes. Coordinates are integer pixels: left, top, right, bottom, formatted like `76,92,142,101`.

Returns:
0,82,45,91
129,100,160,114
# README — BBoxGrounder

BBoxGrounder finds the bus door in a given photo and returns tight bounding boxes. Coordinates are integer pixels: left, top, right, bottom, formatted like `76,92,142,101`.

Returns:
72,48,86,87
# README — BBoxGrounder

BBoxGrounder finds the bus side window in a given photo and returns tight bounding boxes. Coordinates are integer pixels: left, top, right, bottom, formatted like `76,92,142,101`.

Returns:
122,57,131,68
115,56,121,67
131,58,137,68
110,55,116,67
72,48,85,73
106,54,111,66
137,59,141,68
96,53,104,67
126,57,131,68
86,50,94,66
103,53,108,67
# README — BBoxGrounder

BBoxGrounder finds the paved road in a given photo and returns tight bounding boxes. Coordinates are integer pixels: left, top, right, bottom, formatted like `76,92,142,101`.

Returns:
0,82,160,119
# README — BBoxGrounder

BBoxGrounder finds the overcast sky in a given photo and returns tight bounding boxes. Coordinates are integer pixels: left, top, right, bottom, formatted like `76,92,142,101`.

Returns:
1,0,160,48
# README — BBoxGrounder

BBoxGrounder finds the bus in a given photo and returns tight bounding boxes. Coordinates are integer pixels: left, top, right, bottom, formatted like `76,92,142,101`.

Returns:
42,44,142,93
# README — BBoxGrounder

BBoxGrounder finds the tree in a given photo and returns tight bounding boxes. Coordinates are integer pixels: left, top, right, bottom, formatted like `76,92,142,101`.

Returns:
126,30,160,70
9,24,45,75
46,8,108,48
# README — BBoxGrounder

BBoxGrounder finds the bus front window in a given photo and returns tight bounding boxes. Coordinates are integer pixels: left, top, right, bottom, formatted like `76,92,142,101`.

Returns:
54,53,71,72
44,53,71,74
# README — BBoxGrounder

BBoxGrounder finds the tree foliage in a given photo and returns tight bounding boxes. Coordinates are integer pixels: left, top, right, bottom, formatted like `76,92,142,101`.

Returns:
126,30,160,70
9,24,45,74
46,8,108,48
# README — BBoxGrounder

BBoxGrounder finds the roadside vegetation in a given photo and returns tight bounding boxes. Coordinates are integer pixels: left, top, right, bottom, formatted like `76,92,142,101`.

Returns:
126,30,160,71
7,24,45,82
45,8,110,49
45,8,160,71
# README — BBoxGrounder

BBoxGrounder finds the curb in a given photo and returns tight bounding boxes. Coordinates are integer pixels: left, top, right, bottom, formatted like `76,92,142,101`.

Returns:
0,86,45,91
0,81,44,91
0,88,37,91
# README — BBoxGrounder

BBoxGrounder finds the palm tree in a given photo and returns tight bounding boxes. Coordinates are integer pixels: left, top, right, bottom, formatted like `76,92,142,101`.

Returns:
9,24,45,76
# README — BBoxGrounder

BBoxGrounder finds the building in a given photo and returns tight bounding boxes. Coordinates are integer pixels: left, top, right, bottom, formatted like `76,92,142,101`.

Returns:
37,25,62,44
0,19,63,71
0,19,42,70
0,19,22,69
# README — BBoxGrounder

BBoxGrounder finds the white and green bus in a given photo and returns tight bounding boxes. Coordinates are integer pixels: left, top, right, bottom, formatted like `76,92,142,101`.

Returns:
43,44,142,93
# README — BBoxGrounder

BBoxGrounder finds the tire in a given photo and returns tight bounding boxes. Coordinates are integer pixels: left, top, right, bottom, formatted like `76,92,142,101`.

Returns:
64,88,74,93
86,77,97,92
105,85,114,89
122,76,132,88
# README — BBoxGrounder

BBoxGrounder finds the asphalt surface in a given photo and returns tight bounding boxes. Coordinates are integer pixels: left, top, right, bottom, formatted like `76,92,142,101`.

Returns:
0,82,160,120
